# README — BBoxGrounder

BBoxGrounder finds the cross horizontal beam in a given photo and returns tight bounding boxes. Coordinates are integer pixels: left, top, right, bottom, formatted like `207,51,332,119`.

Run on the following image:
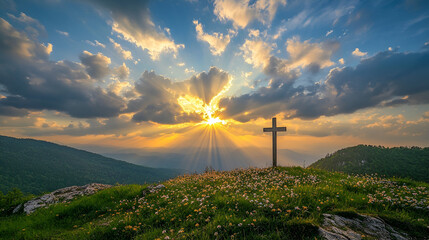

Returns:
263,127,286,132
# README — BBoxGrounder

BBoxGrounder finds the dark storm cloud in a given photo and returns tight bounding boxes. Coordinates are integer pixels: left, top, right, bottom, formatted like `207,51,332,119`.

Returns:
220,49,429,122
79,51,111,80
0,18,126,118
0,105,29,117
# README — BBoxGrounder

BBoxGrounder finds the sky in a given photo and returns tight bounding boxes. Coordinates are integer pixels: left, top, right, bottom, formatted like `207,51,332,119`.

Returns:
1,0,429,171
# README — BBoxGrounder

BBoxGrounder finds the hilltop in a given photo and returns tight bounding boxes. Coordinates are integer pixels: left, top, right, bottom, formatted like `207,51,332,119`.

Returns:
310,145,429,182
1,167,428,239
0,135,183,194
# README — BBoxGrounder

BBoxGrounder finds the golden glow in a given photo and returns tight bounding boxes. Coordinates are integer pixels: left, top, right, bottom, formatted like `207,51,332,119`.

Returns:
178,79,232,126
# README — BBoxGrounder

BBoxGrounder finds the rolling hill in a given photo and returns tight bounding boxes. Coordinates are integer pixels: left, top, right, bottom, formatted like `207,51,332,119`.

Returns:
1,167,428,239
310,145,429,182
0,135,183,194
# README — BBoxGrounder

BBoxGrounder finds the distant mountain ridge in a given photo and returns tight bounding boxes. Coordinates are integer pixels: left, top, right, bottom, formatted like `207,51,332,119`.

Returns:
310,145,429,182
0,135,183,194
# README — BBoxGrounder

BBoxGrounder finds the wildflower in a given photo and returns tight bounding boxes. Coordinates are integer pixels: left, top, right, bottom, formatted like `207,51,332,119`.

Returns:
164,236,170,240
214,232,218,236
238,223,243,227
217,225,222,229
195,223,199,227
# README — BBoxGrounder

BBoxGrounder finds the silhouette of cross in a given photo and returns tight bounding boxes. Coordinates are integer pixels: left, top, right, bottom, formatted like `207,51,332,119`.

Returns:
263,117,287,167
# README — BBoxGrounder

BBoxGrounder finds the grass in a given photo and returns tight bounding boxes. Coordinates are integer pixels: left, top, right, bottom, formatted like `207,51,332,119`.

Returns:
0,167,428,239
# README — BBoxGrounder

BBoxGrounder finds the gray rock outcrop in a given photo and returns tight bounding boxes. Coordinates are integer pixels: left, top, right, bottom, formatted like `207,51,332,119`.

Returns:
319,213,409,240
13,183,111,214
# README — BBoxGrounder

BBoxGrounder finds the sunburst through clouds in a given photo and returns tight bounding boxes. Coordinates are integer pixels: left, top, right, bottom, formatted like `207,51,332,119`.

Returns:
166,78,261,170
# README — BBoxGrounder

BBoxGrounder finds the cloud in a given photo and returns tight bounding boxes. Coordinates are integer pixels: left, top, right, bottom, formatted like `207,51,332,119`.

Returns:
127,71,199,124
193,20,232,56
240,38,339,78
56,30,69,36
188,67,231,104
248,29,260,37
272,26,286,40
127,67,231,124
241,39,273,69
352,47,367,57
79,50,111,79
0,18,126,118
0,18,52,59
326,29,333,36
88,0,183,60
285,37,339,71
86,40,106,48
338,58,345,64
7,12,46,37
109,37,133,60
220,49,429,122
214,0,286,29
113,62,130,79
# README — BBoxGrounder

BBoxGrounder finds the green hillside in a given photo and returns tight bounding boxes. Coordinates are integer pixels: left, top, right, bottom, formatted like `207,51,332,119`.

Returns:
0,167,428,239
0,135,183,194
310,145,429,182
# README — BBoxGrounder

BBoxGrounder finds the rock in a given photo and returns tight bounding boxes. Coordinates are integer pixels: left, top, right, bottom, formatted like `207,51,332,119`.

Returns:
12,204,23,214
319,213,409,240
20,183,111,214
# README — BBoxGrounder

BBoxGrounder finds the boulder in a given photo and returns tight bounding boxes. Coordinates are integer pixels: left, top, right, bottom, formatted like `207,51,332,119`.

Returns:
18,183,111,214
319,213,408,240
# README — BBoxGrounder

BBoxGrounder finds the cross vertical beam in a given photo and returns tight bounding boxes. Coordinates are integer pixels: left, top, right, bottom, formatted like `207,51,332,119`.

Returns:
263,117,287,167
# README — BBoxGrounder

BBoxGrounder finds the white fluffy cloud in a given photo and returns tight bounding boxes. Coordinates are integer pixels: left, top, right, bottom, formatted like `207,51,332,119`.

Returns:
285,37,339,70
193,20,232,56
109,38,133,60
214,0,286,29
240,39,273,69
241,38,338,75
352,48,367,57
89,0,183,60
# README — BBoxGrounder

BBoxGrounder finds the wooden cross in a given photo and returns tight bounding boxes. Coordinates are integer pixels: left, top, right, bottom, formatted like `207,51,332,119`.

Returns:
263,117,287,167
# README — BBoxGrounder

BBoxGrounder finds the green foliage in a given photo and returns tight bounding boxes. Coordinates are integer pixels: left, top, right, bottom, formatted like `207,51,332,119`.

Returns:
310,145,429,182
0,135,184,194
0,188,33,216
0,167,427,239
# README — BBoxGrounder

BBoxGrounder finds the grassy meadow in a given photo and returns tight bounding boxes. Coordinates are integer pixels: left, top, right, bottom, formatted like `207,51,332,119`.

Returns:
1,167,428,239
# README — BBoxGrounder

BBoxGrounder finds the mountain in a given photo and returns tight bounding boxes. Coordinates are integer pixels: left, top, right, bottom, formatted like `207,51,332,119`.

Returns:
0,135,183,194
310,145,429,182
1,167,428,239
98,146,318,171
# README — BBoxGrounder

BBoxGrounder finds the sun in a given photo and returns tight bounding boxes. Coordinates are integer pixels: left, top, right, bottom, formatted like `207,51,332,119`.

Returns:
177,80,231,127
202,113,226,126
